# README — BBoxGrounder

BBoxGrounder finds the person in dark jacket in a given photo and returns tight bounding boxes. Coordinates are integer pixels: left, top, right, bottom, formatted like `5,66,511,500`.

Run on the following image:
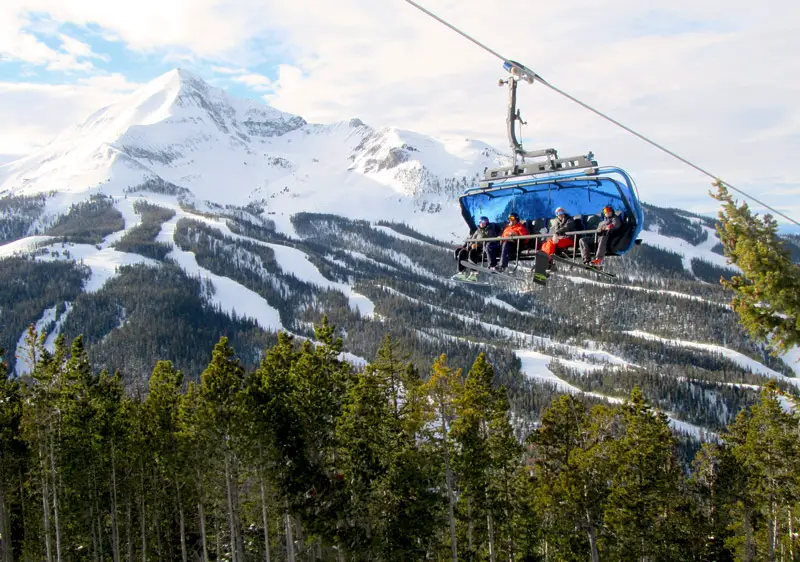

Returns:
453,216,499,279
541,207,577,267
579,205,622,268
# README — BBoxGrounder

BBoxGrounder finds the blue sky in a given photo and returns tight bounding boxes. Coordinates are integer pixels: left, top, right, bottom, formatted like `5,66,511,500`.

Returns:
0,0,798,227
0,15,285,100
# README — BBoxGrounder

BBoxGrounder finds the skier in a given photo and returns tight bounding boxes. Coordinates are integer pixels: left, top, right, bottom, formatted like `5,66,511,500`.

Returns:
541,207,577,268
494,212,529,272
453,216,499,280
579,205,622,268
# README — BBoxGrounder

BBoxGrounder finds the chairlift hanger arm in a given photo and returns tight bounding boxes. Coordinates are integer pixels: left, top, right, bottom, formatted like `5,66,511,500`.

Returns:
500,66,553,161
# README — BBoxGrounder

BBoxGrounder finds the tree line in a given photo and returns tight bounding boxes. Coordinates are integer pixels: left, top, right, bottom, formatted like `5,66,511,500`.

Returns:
1,318,798,561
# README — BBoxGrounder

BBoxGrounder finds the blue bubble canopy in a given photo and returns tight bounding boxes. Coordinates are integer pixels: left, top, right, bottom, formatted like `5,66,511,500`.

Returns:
459,166,645,256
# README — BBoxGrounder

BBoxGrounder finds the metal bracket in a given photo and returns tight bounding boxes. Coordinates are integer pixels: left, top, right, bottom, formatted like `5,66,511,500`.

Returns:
482,154,599,183
484,60,598,185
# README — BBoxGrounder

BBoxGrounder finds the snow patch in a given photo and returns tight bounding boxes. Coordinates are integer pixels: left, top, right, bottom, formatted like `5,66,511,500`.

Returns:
101,197,142,247
156,213,283,332
373,225,444,250
782,346,800,377
667,417,717,440
638,226,733,274
516,349,624,403
625,330,800,388
14,302,73,376
0,236,54,258
36,242,159,292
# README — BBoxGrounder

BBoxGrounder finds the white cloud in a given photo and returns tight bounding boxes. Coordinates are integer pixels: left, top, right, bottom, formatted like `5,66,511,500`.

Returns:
0,74,141,156
212,65,247,75
58,34,107,61
0,0,798,221
0,11,111,71
231,72,272,90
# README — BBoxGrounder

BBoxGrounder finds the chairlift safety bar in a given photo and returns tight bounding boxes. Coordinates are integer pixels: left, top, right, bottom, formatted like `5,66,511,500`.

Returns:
461,229,598,244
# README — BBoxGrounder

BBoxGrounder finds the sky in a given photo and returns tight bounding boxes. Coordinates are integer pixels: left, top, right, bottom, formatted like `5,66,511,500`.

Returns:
0,0,799,229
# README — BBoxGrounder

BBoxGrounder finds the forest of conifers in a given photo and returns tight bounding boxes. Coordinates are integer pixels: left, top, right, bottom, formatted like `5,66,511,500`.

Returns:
1,318,798,562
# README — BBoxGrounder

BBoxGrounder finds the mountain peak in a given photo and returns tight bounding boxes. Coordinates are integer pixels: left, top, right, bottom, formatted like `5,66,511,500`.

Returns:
0,67,307,196
149,67,204,87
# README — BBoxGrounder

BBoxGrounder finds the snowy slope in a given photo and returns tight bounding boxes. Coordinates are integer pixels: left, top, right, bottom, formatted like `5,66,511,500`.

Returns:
639,225,732,272
625,329,800,388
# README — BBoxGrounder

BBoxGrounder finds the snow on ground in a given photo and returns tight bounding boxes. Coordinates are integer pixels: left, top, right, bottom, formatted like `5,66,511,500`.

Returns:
5,195,164,293
36,242,160,292
343,249,400,271
783,346,800,377
14,302,73,376
339,351,368,368
485,296,532,315
156,213,284,332
0,235,54,258
516,349,620,401
385,248,444,282
625,330,800,389
380,284,637,370
517,348,717,439
667,417,717,440
265,212,300,240
15,304,58,376
44,302,73,350
639,226,733,274
373,225,446,250
348,293,375,318
565,275,729,307
165,209,378,318
264,242,375,317
101,197,141,247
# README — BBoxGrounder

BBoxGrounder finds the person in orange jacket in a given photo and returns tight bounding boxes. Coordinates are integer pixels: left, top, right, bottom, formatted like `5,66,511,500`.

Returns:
494,212,529,272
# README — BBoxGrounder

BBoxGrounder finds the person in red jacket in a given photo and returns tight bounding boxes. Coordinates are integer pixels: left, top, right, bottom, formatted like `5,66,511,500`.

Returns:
494,212,529,272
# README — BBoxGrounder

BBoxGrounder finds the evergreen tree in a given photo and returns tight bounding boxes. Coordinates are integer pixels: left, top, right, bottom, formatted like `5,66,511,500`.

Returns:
143,361,189,562
604,386,686,561
252,331,305,561
723,382,800,561
335,338,397,557
711,180,800,355
195,337,248,562
0,348,24,562
422,354,463,562
529,395,616,562
335,335,441,560
452,352,522,561
689,443,738,561
376,360,441,561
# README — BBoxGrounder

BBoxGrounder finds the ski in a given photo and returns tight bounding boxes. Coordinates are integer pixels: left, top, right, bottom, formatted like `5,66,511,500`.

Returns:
551,255,617,280
450,272,492,286
460,260,547,286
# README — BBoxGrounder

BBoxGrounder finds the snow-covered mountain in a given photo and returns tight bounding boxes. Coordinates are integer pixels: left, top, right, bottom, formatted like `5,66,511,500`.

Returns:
1,68,798,441
0,68,505,239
